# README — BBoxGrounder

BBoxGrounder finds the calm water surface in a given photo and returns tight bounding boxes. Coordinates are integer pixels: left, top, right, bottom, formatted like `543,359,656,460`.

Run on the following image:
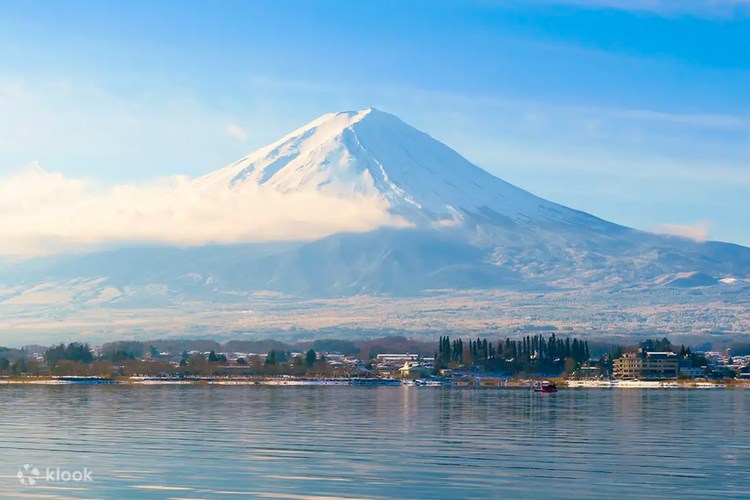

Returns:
0,386,748,499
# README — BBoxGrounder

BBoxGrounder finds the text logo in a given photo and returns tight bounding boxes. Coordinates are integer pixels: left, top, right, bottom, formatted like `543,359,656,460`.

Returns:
16,465,93,486
17,464,40,486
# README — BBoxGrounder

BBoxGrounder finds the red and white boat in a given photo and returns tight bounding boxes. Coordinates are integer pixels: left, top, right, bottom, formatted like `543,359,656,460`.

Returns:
533,381,558,393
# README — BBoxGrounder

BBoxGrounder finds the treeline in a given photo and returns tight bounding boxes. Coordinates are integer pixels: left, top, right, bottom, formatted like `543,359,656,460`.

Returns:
99,335,436,361
0,356,42,376
1,342,355,378
436,334,590,375
0,346,39,376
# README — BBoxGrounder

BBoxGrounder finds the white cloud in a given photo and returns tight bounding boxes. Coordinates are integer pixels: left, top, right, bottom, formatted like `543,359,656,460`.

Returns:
225,123,247,141
0,165,405,257
1,73,749,248
653,221,712,241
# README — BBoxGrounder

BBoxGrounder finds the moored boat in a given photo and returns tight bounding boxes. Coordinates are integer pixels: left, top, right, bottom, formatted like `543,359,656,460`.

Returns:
533,381,558,393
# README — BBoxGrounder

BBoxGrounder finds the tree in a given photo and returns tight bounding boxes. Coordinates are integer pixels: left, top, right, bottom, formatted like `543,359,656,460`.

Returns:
11,358,27,375
44,343,93,368
265,351,277,365
108,350,135,363
292,355,305,374
27,359,41,376
305,349,317,367
185,355,211,376
0,357,9,375
565,356,576,375
691,353,708,368
90,360,115,377
44,344,67,367
248,355,264,371
610,345,624,360
208,350,219,363
67,343,93,364
53,360,87,376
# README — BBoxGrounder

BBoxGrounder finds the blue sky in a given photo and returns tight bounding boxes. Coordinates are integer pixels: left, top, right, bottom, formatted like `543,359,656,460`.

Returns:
1,0,749,245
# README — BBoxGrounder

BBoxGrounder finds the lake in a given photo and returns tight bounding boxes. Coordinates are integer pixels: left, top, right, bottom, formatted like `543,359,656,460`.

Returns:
0,386,748,499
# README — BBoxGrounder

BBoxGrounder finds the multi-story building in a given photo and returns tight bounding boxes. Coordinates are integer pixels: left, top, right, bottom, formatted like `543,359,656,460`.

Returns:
613,349,679,379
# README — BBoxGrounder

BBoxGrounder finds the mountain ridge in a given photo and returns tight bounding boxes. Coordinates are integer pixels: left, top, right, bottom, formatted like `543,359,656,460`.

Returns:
1,108,749,342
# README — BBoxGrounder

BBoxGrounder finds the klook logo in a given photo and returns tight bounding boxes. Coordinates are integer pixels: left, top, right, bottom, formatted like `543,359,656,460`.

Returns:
17,464,93,486
17,464,39,486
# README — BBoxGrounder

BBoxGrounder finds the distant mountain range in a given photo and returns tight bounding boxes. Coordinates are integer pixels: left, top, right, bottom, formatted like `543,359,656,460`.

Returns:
1,108,749,343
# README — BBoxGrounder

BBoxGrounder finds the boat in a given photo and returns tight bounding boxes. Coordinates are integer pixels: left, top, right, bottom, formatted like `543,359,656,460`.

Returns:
414,379,442,387
533,381,558,393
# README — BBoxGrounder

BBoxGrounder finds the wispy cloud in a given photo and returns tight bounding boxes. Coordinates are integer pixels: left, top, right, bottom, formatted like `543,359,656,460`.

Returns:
225,123,248,141
653,221,712,241
0,165,404,257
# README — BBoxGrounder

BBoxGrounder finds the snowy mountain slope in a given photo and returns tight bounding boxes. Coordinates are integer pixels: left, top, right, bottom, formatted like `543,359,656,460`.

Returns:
195,108,617,231
1,107,749,323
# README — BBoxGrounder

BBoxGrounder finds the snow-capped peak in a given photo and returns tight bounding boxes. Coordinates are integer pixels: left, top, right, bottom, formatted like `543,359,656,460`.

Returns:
195,108,602,227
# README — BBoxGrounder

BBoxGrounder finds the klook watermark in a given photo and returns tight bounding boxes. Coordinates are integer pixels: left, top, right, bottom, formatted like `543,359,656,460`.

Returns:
17,464,93,486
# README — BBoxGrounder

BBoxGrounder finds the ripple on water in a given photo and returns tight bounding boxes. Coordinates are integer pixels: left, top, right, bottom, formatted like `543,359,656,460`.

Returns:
0,386,747,499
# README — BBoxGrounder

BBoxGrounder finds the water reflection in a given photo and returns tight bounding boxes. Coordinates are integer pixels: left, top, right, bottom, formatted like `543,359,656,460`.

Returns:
0,386,747,499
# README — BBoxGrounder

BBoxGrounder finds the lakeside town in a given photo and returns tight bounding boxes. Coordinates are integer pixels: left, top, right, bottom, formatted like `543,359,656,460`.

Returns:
1,334,749,388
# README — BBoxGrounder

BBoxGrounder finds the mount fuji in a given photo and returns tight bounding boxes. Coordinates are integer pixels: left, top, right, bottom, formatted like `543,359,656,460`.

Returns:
179,107,747,293
2,108,750,341
195,107,616,231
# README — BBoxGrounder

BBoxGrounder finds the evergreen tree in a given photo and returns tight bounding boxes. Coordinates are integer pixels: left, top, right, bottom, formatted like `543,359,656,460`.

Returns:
548,334,556,360
305,349,317,367
44,342,93,368
267,351,277,365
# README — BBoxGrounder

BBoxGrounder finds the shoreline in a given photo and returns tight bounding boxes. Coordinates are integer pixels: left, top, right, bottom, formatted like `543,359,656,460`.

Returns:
1,376,748,389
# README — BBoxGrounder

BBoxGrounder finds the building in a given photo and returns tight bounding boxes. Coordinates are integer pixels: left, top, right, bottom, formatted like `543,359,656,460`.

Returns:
373,354,421,377
679,359,704,378
613,350,679,379
375,354,419,365
398,362,432,378
577,365,604,379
